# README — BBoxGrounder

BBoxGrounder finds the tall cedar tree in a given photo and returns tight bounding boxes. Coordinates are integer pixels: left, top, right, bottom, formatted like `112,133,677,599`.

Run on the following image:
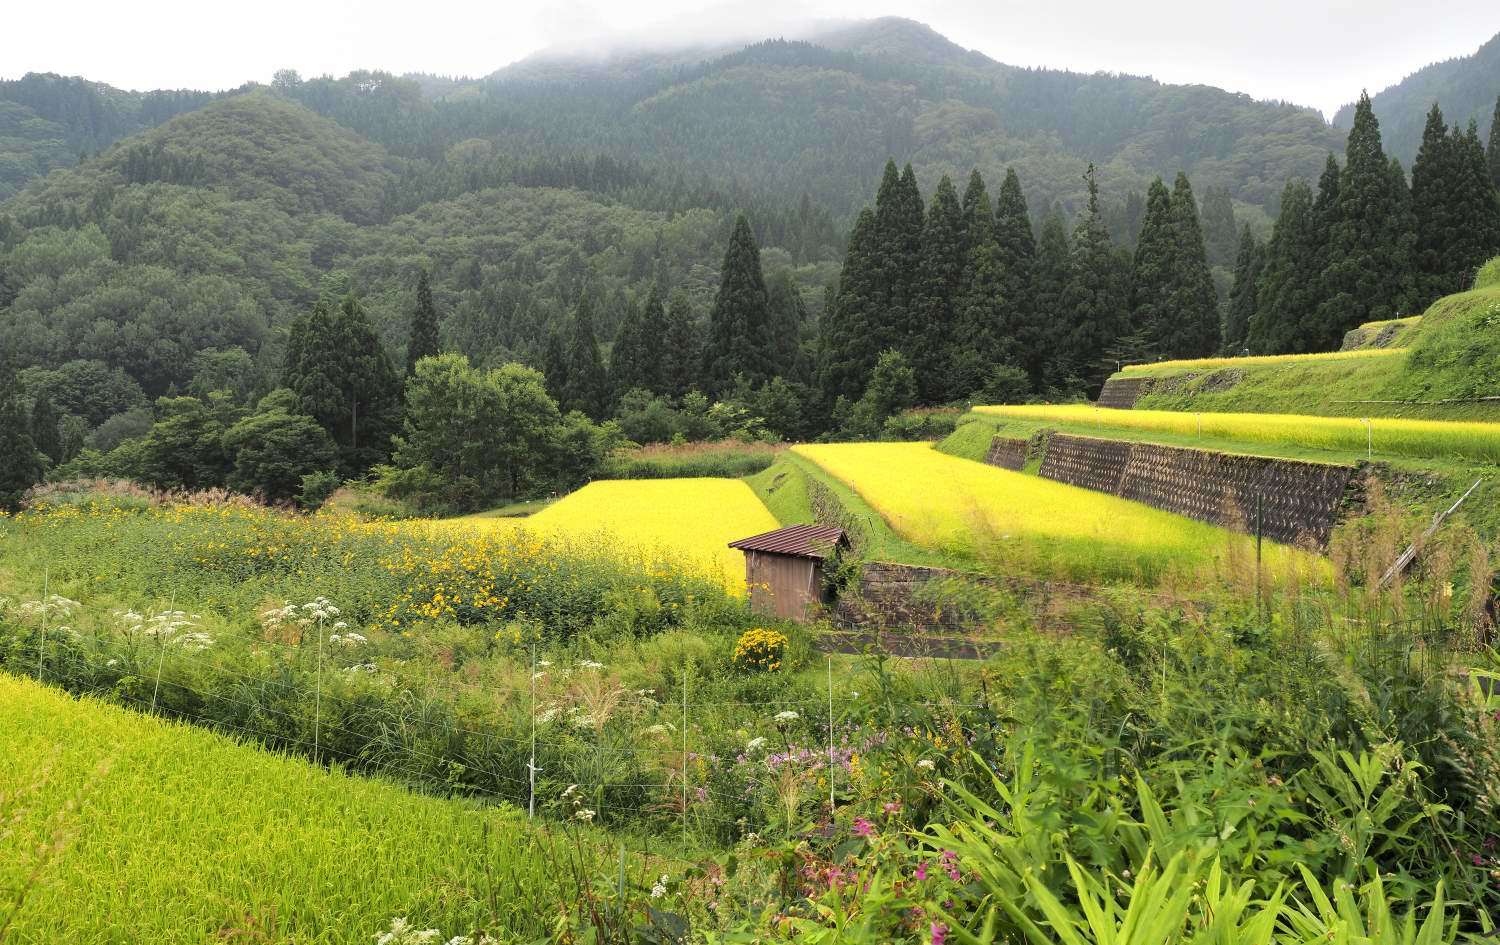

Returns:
1199,186,1239,268
406,269,440,375
1490,96,1500,189
1459,121,1500,286
992,169,1041,389
610,289,655,396
541,329,569,404
875,162,925,363
1317,93,1415,345
1032,210,1073,389
1248,180,1320,353
29,393,62,466
766,272,809,383
1164,173,1220,358
1130,178,1176,348
703,213,772,395
910,175,966,403
819,208,879,403
560,295,611,419
0,363,45,511
952,170,1001,399
661,291,701,399
283,293,401,474
1223,225,1264,353
1060,165,1131,391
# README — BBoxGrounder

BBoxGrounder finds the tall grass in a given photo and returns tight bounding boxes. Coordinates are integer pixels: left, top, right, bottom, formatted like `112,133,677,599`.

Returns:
599,441,780,479
1117,347,1406,377
792,442,1320,586
977,403,1500,463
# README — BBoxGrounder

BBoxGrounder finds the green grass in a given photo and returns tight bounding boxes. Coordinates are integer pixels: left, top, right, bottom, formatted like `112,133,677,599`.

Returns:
1121,347,1407,377
600,441,780,479
0,672,647,944
932,413,1005,463
463,496,556,518
793,442,1319,586
1339,315,1422,350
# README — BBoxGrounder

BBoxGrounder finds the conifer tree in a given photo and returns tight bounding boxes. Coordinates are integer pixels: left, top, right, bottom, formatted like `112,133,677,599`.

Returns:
1164,172,1220,358
1060,165,1132,391
1248,180,1320,353
1129,178,1175,348
951,170,1001,399
1411,105,1456,306
1199,185,1239,268
910,175,966,402
873,162,925,357
661,290,702,399
1317,93,1416,343
610,288,656,396
1460,121,1500,281
283,292,401,474
541,329,569,404
1224,225,1264,354
819,208,880,403
704,213,772,395
991,168,1041,388
560,295,611,419
406,269,440,375
1489,96,1500,190
1032,210,1073,388
0,361,44,511
960,169,993,245
766,272,810,383
29,393,62,467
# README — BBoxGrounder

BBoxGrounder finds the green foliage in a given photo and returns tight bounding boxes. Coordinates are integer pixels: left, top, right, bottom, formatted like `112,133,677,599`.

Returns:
0,363,45,511
559,295,611,420
221,391,337,504
1060,165,1131,390
405,269,440,375
910,175,965,402
1411,105,1500,307
1223,224,1264,353
600,441,779,479
842,349,918,439
704,214,773,395
1475,255,1500,289
136,396,234,491
1248,179,1320,354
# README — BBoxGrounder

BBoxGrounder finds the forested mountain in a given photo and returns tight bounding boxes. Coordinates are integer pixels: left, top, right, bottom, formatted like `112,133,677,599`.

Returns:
1333,29,1500,166
483,17,1343,219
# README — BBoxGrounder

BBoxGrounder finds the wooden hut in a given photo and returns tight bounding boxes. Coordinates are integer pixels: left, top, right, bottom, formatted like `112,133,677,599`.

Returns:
728,524,848,621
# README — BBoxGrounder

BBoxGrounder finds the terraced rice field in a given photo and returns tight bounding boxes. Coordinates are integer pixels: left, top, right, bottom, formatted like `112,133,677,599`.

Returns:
0,674,618,943
1115,347,1406,376
451,478,779,592
793,442,1316,585
977,403,1500,464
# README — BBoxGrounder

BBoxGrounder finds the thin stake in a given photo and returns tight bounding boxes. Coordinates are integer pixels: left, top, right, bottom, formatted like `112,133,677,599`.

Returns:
36,564,49,681
150,592,176,713
313,615,325,765
827,656,835,813
528,645,538,820
681,666,689,844
1365,418,1373,460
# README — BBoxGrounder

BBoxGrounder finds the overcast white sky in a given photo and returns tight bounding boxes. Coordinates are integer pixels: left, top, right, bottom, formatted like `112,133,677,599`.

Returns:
7,0,1498,118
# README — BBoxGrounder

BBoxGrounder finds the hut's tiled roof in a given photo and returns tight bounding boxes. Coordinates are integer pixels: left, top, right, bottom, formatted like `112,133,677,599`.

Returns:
728,524,847,559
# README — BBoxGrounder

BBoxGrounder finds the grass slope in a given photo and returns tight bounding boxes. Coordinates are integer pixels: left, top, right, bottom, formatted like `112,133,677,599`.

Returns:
792,442,1315,585
0,673,636,944
454,478,778,591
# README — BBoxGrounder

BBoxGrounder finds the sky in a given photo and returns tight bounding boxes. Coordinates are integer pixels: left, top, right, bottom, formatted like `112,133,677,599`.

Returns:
7,0,1498,118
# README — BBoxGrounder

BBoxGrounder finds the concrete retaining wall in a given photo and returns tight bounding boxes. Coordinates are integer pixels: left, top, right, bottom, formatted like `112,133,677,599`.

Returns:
1038,433,1360,547
984,436,1030,471
1096,376,1152,408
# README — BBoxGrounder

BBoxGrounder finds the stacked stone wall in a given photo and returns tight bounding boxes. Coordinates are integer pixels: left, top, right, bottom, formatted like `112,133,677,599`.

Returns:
1096,376,1152,408
1038,433,1360,547
984,436,1030,471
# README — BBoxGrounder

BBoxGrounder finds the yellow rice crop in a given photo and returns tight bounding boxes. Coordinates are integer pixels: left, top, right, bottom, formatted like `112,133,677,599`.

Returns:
1117,347,1406,376
975,404,1500,464
441,479,778,593
793,442,1316,586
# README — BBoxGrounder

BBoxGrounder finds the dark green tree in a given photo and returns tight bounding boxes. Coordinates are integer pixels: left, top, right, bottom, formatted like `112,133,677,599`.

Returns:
1317,93,1416,344
0,363,45,511
137,396,233,491
610,288,657,397
873,161,925,359
560,295,611,419
843,349,918,438
29,394,62,467
819,207,880,403
765,272,809,381
1249,180,1320,353
1224,225,1264,353
910,175,966,402
406,269,441,375
1129,178,1176,348
1199,185,1239,268
1489,96,1500,189
541,328,569,405
1458,120,1500,289
661,291,701,400
992,168,1041,388
1061,165,1132,391
960,169,993,246
222,390,337,504
282,293,402,474
1032,209,1073,389
1163,172,1220,358
703,213,772,395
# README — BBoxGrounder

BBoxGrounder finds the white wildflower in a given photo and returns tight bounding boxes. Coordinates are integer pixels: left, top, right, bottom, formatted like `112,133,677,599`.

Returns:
574,808,596,822
745,737,767,753
536,659,552,667
535,708,560,724
650,874,669,898
849,691,859,699
642,724,668,737
374,917,441,945
774,710,799,723
578,659,604,670
916,759,936,771
531,671,546,681
561,784,579,799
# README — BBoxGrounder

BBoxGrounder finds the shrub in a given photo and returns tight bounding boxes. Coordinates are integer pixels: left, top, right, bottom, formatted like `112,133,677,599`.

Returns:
1474,255,1500,290
599,441,779,479
732,628,788,672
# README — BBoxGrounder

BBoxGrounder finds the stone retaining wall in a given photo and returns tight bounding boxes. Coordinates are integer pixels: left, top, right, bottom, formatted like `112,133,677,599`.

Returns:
1096,376,1152,408
984,436,1030,471
833,562,982,634
1038,433,1360,547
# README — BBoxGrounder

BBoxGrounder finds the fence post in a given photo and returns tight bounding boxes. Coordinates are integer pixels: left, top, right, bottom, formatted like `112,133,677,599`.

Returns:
528,645,538,820
681,664,689,844
36,564,49,681
150,592,175,713
313,616,324,765
827,656,835,813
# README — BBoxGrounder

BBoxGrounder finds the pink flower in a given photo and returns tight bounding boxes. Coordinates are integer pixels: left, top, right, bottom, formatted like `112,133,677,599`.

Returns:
940,850,961,882
930,921,948,945
914,861,929,881
883,800,902,816
852,817,875,839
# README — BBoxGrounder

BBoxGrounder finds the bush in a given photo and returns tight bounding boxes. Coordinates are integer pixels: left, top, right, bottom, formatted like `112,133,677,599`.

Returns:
600,441,779,479
732,628,788,672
